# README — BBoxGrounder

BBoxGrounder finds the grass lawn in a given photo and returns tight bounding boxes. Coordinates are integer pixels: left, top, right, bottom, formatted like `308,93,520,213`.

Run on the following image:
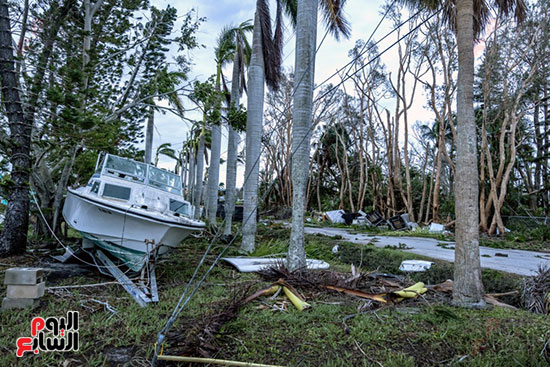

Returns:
0,224,549,366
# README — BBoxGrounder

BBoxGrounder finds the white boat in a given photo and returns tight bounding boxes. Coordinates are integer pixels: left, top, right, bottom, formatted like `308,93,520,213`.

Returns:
63,153,205,272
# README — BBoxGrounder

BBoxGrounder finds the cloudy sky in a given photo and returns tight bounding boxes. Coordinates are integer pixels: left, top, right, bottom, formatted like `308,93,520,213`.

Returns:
147,0,464,187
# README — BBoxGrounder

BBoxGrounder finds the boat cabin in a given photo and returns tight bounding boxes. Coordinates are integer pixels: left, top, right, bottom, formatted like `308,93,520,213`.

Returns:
86,154,192,218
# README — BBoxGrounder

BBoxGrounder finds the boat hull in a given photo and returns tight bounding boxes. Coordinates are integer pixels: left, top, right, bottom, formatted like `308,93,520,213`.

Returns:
63,189,202,271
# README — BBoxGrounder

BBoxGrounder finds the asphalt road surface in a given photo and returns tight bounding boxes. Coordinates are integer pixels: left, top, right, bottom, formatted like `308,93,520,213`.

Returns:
304,226,550,276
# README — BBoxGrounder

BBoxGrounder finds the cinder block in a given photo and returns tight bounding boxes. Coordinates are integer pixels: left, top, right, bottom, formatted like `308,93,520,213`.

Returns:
6,282,45,299
2,297,39,310
4,268,44,285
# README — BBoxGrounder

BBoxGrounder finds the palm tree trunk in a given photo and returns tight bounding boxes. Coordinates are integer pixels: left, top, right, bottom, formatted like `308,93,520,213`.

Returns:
181,149,188,193
206,66,223,225
193,132,206,220
0,0,30,255
224,47,242,236
206,123,221,224
144,106,154,164
187,149,196,202
288,0,317,271
241,11,265,253
453,0,484,307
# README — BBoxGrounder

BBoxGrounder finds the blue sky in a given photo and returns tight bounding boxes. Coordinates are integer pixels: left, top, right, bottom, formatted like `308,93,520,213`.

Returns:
149,0,432,186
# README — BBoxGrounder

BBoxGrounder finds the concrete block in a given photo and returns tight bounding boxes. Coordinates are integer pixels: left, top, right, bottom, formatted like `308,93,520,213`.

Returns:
4,268,44,285
6,282,45,299
2,297,39,310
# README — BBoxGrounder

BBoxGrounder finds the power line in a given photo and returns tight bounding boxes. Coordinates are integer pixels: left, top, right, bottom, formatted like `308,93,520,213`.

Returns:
315,5,423,90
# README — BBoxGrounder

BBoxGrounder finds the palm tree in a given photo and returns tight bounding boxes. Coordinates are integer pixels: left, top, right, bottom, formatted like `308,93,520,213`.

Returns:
205,28,233,225
241,0,297,253
224,20,252,237
401,0,526,306
154,143,177,167
287,0,350,271
143,71,185,165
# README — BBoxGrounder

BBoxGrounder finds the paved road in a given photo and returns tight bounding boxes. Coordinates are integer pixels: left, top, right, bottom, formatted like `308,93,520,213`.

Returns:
304,226,550,276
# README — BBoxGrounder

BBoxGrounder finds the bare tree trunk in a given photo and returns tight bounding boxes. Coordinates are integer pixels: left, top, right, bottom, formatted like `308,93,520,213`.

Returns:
52,146,79,233
418,143,430,224
432,135,443,221
424,161,434,223
453,0,484,307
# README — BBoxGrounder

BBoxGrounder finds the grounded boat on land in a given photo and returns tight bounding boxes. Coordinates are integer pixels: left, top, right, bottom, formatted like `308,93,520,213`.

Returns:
62,153,204,306
63,153,205,271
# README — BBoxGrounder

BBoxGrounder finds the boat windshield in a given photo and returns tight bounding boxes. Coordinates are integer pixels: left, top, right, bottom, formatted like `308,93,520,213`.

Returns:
170,199,191,216
104,155,147,182
148,166,181,194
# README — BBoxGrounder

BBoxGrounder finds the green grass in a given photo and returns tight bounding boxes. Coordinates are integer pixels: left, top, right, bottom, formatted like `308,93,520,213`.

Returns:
0,225,548,366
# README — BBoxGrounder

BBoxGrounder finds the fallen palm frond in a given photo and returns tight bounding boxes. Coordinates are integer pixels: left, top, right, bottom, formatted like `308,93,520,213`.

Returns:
168,284,254,358
258,265,409,296
522,265,550,314
325,285,388,303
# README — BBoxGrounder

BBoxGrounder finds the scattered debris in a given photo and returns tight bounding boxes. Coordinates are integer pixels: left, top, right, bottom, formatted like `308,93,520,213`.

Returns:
2,267,44,310
282,283,311,311
436,242,455,250
428,223,445,233
245,281,310,311
385,242,413,250
484,294,517,310
366,210,386,226
325,285,388,303
352,211,371,226
388,215,408,230
393,282,427,299
221,257,330,273
494,253,509,257
430,279,517,309
430,279,454,293
324,210,346,224
399,260,434,272
522,266,550,314
103,345,136,365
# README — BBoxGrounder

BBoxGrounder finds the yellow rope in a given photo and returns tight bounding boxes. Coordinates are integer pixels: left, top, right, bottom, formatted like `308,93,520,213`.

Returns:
156,355,285,367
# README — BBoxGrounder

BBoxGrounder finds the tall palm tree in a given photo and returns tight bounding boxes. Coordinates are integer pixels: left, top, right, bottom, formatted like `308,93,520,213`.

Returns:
401,0,526,306
224,20,252,236
241,0,297,253
205,27,234,225
287,0,350,271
